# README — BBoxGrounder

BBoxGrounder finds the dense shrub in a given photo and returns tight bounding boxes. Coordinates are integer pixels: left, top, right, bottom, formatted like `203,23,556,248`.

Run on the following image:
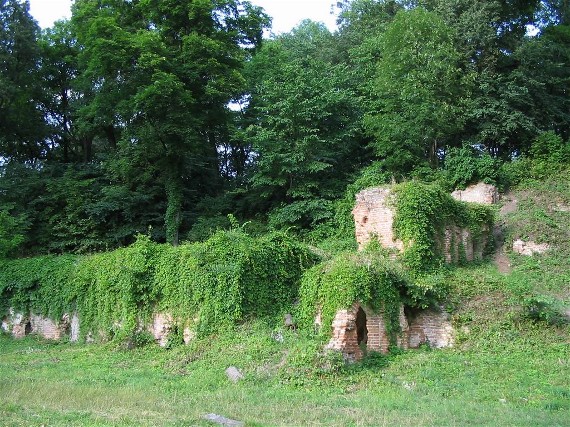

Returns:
443,146,501,189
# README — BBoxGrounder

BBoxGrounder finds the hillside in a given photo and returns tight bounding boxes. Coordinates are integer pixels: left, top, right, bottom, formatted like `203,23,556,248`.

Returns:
1,1,570,425
1,172,569,426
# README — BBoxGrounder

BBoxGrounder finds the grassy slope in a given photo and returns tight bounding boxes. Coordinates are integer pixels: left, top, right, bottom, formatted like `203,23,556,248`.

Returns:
1,174,569,427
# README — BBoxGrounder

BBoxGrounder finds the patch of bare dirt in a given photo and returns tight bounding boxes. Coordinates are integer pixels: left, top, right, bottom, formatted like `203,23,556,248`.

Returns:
500,193,518,216
492,192,519,274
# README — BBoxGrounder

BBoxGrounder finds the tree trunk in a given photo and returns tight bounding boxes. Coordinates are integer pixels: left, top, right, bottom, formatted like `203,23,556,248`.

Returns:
165,174,182,246
82,136,93,162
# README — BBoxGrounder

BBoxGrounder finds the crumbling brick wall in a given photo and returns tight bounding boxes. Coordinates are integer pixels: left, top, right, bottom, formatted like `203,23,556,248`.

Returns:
353,183,496,262
325,303,454,361
2,308,194,345
1,309,70,340
451,182,499,205
353,188,403,251
407,309,454,349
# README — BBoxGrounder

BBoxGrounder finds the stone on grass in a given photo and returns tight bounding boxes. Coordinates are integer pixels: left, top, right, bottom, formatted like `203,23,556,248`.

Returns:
284,313,295,329
203,413,244,426
512,239,550,256
225,366,244,383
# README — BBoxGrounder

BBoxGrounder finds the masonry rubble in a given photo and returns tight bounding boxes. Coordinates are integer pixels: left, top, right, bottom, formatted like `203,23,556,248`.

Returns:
1,308,73,340
512,239,550,256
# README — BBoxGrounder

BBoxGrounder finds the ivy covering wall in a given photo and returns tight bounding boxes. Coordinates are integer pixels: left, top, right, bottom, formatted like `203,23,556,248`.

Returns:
296,182,495,345
296,249,407,345
0,183,495,347
0,231,315,340
392,182,495,274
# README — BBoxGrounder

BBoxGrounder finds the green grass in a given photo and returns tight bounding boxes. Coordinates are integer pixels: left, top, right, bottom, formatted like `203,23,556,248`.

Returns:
1,169,570,426
1,312,568,427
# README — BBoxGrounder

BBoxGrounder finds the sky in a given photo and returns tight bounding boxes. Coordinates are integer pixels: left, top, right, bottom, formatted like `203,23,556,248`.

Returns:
28,0,338,33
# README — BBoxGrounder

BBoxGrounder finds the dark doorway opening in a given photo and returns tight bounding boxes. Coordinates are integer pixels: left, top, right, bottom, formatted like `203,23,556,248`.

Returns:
356,307,368,345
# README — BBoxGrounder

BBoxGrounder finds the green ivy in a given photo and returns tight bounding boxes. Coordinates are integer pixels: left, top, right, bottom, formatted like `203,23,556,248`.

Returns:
392,182,494,275
296,248,406,347
0,254,77,319
0,231,316,341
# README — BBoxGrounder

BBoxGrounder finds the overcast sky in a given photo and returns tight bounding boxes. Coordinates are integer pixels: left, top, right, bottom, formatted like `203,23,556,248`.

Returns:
28,0,338,33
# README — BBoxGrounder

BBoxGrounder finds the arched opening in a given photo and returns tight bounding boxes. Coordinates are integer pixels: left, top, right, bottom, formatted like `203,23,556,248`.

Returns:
356,306,368,346
24,321,32,335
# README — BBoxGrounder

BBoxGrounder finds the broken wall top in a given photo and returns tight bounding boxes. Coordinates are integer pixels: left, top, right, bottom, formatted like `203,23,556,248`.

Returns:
352,182,498,259
451,182,499,205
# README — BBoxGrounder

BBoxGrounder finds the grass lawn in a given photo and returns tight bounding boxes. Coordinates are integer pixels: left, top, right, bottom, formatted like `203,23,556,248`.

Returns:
1,315,568,427
1,171,570,426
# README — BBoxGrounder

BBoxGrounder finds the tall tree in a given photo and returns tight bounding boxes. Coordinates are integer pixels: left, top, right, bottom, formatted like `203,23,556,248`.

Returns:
516,23,570,142
71,0,269,245
38,20,81,163
0,0,46,160
365,8,466,174
245,21,366,228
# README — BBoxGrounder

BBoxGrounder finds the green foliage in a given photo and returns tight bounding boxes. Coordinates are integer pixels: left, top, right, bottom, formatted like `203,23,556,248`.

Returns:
444,146,502,189
365,8,466,173
297,249,406,345
403,272,451,309
392,182,494,274
523,294,569,326
245,21,367,229
0,254,77,318
0,0,47,160
0,231,315,340
500,132,570,186
268,199,335,230
0,205,26,258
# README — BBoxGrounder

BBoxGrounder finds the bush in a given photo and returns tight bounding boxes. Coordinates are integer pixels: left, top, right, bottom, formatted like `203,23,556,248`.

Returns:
523,294,568,326
443,146,501,189
0,231,317,341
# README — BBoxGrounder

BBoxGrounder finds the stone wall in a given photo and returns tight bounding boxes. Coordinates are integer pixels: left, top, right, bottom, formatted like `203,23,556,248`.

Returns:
325,303,454,361
1,308,193,346
353,183,496,262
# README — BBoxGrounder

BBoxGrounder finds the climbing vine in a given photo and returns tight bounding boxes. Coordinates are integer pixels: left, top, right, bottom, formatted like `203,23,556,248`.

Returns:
0,231,316,341
296,247,406,346
392,182,494,275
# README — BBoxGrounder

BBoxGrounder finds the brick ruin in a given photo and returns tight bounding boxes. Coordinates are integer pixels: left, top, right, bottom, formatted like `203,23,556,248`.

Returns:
2,182,497,362
1,308,78,341
1,308,186,346
353,183,497,261
324,303,454,362
325,182,497,361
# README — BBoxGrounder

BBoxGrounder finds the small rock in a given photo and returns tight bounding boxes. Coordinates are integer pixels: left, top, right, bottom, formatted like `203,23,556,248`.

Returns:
284,313,296,329
203,413,245,426
225,366,244,383
499,398,507,404
271,330,284,343
512,239,550,256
